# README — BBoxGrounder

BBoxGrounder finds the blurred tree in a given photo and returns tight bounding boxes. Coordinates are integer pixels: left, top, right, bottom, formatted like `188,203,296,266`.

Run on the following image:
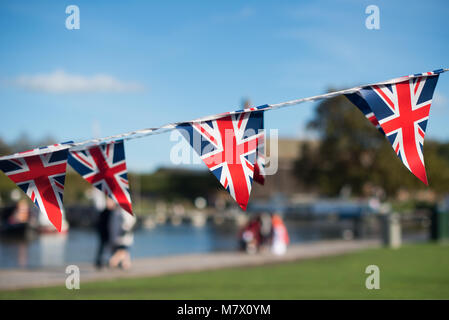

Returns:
293,93,449,197
11,133,32,153
0,138,15,201
63,170,92,204
130,168,221,202
0,138,12,157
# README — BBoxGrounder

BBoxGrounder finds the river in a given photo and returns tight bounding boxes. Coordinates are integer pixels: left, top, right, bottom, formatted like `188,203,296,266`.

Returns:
0,218,425,269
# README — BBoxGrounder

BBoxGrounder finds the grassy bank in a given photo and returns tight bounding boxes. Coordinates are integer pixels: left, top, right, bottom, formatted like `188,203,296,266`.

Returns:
1,242,448,299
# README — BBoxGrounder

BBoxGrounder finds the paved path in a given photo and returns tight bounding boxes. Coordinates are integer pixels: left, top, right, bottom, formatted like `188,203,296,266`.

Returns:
0,239,381,290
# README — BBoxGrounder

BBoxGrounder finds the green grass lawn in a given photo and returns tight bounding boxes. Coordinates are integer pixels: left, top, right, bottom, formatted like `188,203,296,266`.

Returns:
1,242,449,299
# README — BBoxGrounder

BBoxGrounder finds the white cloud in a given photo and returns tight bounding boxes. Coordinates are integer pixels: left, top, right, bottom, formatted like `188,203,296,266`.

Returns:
432,93,448,114
210,6,255,23
433,92,447,105
8,70,145,93
236,6,255,18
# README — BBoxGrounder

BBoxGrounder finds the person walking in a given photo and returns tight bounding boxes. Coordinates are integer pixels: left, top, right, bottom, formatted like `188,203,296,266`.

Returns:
95,198,115,269
108,205,136,270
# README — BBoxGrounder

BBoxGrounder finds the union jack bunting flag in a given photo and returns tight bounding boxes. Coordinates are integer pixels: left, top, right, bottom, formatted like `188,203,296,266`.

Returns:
0,143,72,231
177,111,264,210
346,72,441,184
68,140,132,214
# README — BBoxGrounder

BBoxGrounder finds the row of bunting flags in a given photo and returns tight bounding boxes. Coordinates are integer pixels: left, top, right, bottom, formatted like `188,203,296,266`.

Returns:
0,69,446,231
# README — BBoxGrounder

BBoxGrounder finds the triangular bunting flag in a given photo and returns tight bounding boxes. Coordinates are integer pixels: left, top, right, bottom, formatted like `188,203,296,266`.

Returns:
0,143,72,232
177,110,264,210
68,140,133,214
345,72,440,184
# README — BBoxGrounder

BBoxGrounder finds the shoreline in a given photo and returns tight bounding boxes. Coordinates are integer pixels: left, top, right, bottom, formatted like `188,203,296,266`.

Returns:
0,239,381,291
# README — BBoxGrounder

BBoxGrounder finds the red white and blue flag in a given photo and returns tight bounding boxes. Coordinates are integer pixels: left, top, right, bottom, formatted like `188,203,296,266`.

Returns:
177,111,264,210
346,72,441,184
0,143,72,231
68,140,132,214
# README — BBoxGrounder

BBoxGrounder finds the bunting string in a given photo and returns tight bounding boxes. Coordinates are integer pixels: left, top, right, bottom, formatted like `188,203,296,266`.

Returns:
2,68,445,156
0,68,447,231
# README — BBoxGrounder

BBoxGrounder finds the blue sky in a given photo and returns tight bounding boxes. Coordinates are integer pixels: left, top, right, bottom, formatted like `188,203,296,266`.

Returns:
1,0,448,172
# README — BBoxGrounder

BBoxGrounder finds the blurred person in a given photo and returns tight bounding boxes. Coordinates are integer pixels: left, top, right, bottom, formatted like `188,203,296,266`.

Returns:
239,215,262,254
95,197,114,269
9,199,30,224
108,206,136,270
259,212,272,244
0,199,32,238
271,214,289,256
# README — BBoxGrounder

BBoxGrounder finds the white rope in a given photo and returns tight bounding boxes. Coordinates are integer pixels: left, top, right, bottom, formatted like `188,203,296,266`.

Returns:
1,69,447,158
